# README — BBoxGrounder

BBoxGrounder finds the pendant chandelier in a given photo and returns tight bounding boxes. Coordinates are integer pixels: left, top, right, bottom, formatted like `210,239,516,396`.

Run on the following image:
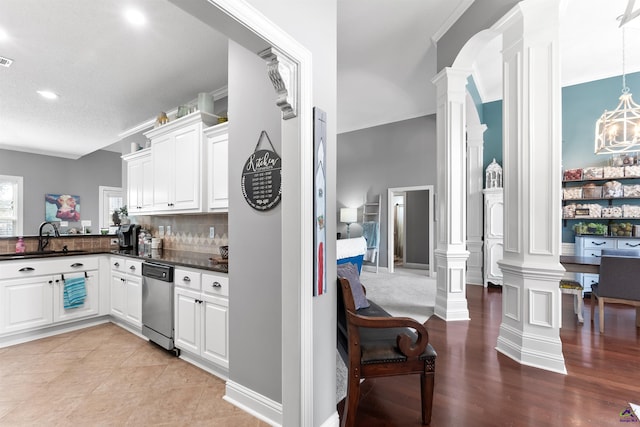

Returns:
595,24,640,154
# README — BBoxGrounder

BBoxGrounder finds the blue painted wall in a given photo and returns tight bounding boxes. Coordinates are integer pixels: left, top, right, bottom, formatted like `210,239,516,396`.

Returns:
467,76,483,123
480,71,640,243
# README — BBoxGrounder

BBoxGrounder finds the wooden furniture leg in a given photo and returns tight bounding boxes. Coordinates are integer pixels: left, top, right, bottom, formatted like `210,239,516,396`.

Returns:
421,371,435,425
599,298,605,333
342,366,361,427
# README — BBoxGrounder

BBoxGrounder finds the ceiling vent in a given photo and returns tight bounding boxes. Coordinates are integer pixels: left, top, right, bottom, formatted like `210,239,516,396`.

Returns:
0,56,13,68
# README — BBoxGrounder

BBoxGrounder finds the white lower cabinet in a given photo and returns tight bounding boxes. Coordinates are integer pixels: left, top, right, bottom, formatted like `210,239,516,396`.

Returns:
574,235,640,293
175,268,229,370
0,257,100,335
109,257,142,328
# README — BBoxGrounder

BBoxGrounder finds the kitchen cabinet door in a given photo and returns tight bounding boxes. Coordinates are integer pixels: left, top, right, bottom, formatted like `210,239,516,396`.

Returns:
201,294,229,368
124,149,152,214
110,272,126,320
152,134,173,212
54,271,99,323
172,123,201,210
205,122,229,212
174,287,201,355
125,275,142,327
0,276,54,334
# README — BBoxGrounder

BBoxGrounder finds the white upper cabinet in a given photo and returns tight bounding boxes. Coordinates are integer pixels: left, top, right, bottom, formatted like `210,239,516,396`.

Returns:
142,111,218,215
123,149,152,214
204,122,229,212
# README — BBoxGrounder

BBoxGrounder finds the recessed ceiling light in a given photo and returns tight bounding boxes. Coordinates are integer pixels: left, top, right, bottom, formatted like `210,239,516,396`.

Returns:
37,90,59,100
125,8,147,26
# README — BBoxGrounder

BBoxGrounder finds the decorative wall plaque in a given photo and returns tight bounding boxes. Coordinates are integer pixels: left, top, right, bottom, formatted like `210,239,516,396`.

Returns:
241,131,282,211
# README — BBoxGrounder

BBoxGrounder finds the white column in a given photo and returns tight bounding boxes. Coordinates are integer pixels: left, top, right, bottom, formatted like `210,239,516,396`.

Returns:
432,68,470,321
495,0,566,374
466,122,487,286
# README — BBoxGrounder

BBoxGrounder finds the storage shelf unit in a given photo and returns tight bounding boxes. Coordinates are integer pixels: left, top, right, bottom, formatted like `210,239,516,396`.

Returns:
562,174,640,224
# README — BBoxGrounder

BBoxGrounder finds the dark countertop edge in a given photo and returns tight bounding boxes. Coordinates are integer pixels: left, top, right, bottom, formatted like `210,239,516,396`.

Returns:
110,250,228,274
0,249,228,274
0,234,116,239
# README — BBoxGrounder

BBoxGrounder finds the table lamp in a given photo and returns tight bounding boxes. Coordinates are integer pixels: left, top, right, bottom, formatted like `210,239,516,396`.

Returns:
340,208,358,239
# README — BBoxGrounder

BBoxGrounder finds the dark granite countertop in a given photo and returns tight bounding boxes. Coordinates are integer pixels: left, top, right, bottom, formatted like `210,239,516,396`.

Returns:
111,249,228,274
0,248,228,274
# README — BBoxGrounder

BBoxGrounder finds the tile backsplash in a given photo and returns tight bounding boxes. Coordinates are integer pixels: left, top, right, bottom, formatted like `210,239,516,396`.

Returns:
134,213,228,256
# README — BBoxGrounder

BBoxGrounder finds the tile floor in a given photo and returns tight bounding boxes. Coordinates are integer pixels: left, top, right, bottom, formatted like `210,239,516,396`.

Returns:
0,323,268,426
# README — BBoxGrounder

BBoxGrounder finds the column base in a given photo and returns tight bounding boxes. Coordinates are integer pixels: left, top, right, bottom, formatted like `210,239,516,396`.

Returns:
495,259,566,374
495,323,567,375
434,249,470,321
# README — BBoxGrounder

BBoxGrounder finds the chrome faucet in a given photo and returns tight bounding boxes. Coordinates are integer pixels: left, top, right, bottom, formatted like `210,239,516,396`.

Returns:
37,221,60,252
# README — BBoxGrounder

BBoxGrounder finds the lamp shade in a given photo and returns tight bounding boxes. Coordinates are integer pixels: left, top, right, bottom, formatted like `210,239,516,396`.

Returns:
340,208,357,224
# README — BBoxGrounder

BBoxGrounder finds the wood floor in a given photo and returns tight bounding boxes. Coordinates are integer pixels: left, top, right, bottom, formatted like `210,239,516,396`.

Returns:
0,323,268,426
340,285,640,426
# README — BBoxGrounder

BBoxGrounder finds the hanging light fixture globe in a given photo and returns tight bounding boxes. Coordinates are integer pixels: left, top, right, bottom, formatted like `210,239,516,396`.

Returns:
595,22,640,154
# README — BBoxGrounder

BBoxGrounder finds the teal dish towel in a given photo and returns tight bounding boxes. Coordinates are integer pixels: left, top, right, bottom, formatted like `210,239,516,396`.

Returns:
362,221,379,249
63,276,87,309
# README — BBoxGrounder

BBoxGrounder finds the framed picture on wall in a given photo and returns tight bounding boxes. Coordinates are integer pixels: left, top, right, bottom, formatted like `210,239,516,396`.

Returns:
314,107,327,296
45,194,80,222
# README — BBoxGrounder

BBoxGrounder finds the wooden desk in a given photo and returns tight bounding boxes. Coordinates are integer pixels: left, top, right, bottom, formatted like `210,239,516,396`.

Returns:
560,256,600,274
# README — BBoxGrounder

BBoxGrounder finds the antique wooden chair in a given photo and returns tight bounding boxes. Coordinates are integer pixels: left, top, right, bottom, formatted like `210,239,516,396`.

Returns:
337,276,436,426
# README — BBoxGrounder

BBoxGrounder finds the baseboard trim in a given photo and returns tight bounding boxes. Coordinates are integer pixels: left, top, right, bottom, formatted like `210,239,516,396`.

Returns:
224,380,283,427
319,411,340,427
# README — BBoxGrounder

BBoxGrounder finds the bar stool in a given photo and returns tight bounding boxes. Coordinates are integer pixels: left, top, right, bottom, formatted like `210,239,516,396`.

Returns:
560,279,584,323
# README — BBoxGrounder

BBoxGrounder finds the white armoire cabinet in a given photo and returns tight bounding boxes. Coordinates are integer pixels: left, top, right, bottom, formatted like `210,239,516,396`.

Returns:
483,159,504,287
483,187,504,287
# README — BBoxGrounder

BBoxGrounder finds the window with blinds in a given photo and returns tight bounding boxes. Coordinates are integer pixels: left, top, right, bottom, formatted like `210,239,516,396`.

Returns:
0,175,23,236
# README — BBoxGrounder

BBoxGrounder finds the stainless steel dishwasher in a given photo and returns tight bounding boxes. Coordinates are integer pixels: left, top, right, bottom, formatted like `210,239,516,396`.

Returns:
142,262,177,354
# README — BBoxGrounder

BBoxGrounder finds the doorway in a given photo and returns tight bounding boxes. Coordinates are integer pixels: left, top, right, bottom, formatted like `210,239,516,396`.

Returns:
387,185,434,276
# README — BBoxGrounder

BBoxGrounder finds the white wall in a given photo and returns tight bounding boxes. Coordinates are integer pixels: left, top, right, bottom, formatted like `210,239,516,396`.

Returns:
0,149,122,235
337,115,437,268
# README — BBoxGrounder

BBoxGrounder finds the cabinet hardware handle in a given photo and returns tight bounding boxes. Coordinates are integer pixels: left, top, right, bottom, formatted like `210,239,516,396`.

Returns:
591,241,606,246
114,262,120,267
625,242,640,247
129,265,136,270
593,254,601,257
71,263,83,268
213,282,222,288
121,278,126,283
48,280,53,284
183,276,191,282
18,267,35,272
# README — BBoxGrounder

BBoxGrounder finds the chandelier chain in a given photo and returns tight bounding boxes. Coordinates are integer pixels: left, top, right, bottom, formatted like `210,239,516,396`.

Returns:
622,25,629,93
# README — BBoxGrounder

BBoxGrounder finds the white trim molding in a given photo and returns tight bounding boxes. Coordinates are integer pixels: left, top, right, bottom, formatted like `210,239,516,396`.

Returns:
225,380,283,427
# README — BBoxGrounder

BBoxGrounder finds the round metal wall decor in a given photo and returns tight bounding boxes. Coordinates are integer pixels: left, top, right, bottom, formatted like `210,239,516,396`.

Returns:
241,131,282,211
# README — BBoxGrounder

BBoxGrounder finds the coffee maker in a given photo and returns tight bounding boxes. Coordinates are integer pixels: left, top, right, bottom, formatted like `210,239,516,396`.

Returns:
117,224,141,252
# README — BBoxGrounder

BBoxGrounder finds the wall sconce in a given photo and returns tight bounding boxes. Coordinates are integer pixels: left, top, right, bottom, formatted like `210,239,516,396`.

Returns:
340,208,358,239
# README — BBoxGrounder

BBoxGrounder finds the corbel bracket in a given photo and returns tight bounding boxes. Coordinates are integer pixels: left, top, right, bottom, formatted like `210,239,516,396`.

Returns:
258,47,298,120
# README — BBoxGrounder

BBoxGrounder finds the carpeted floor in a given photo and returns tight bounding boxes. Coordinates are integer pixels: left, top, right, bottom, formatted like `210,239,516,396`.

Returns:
336,266,436,403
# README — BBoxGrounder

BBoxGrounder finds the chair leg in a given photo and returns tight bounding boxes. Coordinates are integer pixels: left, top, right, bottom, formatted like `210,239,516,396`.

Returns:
575,292,584,324
636,307,640,328
341,368,361,427
420,371,435,425
599,298,605,334
590,294,596,324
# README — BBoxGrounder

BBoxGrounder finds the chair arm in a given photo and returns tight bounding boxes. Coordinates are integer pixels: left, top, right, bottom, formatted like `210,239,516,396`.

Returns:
346,311,430,358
